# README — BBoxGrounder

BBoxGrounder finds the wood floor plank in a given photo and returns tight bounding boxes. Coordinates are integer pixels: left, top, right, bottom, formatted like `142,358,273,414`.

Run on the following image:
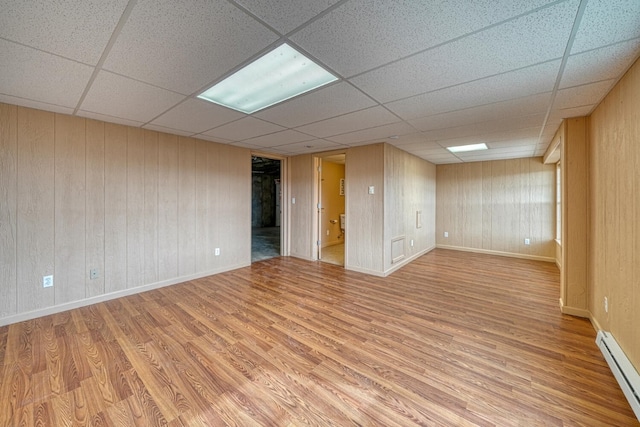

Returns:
0,249,638,426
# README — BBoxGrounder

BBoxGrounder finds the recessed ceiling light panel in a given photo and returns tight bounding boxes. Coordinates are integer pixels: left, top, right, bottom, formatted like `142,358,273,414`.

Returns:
198,43,338,114
446,143,488,153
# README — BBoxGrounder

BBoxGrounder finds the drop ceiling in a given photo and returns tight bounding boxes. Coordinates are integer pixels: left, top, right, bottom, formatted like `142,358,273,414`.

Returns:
1,0,639,164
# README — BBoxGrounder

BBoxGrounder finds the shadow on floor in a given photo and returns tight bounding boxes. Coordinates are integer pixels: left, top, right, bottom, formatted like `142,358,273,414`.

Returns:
252,227,280,262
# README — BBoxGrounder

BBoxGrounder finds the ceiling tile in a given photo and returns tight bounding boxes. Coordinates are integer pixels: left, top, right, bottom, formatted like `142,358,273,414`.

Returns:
254,82,376,128
80,71,185,123
142,124,194,137
327,122,416,145
295,106,399,138
553,80,614,110
234,0,341,34
547,104,595,122
103,0,278,94
204,117,285,142
350,0,579,103
276,139,344,155
150,98,245,134
436,127,541,150
0,40,93,108
76,110,144,128
0,0,128,64
243,129,314,148
407,93,551,133
571,0,640,54
0,95,74,116
456,146,536,162
386,61,559,120
561,38,640,88
420,113,545,143
291,0,558,77
196,134,235,145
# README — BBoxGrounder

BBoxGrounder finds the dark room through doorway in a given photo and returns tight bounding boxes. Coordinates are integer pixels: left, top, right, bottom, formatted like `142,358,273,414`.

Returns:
251,156,281,262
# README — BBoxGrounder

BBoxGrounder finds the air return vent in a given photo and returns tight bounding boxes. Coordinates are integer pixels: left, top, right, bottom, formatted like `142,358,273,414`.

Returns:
596,331,640,420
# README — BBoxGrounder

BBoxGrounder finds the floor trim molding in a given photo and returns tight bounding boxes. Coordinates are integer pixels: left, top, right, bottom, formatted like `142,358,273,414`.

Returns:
436,244,556,263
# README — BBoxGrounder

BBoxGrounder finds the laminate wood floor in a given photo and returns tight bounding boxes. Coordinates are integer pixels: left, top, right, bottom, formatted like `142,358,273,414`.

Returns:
1,249,637,426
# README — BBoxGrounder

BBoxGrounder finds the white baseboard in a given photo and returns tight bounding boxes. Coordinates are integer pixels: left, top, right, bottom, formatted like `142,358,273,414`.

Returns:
436,244,556,263
0,262,250,327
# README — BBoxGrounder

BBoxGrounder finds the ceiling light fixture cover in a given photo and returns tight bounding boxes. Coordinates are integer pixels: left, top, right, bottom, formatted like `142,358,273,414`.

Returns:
446,143,488,153
198,43,338,114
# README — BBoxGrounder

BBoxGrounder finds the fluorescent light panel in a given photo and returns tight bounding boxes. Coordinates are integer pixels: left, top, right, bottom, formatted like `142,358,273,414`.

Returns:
447,143,488,153
198,43,338,114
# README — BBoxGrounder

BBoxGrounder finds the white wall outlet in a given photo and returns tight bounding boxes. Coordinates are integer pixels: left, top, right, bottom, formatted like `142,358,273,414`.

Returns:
215,248,220,256
368,185,375,194
410,239,414,247
604,296,608,313
291,197,296,204
43,275,53,288
326,229,330,236
90,268,99,280
444,231,448,238
524,238,530,245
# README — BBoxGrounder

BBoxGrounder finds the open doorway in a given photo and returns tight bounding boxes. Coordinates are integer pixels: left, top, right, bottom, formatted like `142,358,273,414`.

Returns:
317,154,346,266
251,156,281,262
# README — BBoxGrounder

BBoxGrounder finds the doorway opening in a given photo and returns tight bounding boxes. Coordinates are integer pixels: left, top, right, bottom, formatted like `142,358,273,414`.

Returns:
317,154,346,266
251,156,281,262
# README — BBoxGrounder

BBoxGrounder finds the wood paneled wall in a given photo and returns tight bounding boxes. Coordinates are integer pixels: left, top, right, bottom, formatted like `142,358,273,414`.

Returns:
289,154,314,260
345,144,385,274
561,118,589,314
0,103,251,325
436,158,555,260
588,57,640,368
383,144,436,273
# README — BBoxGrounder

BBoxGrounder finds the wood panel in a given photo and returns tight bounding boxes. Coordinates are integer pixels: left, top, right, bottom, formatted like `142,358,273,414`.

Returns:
0,103,17,317
85,119,105,298
157,133,179,281
143,130,159,284
54,114,86,304
177,137,196,276
346,144,384,274
436,157,555,260
16,107,55,312
126,128,145,289
562,118,588,311
289,154,314,260
195,139,209,271
588,57,640,368
0,250,636,425
207,141,220,270
218,143,251,265
104,123,128,294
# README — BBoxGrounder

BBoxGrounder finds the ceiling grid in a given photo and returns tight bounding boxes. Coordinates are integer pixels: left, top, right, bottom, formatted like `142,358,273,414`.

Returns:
0,0,638,163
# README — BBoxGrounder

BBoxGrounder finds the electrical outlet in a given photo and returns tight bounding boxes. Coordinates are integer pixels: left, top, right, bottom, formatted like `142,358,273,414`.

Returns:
444,231,448,238
90,268,99,280
43,275,53,288
292,197,296,204
368,186,375,194
326,229,330,236
410,239,414,247
604,297,608,313
215,248,220,256
524,238,530,245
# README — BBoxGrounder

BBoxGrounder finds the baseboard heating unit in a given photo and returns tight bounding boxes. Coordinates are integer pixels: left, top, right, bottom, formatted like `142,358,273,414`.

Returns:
596,331,640,420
